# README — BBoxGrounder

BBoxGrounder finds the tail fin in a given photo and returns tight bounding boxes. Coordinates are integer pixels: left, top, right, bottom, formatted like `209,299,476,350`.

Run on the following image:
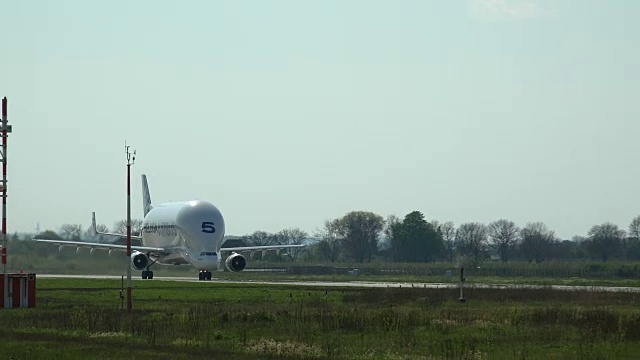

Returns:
90,212,97,236
142,174,153,216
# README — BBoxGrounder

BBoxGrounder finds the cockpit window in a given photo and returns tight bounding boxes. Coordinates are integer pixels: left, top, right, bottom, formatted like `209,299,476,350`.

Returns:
200,252,216,256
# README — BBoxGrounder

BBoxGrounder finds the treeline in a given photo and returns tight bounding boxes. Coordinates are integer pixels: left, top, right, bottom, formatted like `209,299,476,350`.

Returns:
305,211,640,265
242,211,640,265
24,211,640,265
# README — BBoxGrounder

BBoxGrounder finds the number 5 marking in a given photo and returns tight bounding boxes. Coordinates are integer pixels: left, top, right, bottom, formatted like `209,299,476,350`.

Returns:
201,221,216,233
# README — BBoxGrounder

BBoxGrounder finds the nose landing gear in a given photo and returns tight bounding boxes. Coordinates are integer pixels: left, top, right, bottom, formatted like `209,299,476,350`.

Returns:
198,270,212,281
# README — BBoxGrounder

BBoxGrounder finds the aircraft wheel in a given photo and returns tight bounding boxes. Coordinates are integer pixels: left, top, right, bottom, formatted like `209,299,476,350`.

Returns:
148,271,154,280
205,271,212,280
198,272,204,281
142,271,148,280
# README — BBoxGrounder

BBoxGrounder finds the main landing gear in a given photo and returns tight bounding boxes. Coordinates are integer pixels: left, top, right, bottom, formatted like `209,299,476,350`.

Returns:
142,269,154,279
199,270,212,281
140,256,158,280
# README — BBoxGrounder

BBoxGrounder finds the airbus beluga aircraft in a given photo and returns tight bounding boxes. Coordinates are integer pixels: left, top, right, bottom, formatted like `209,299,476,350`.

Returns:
36,174,305,280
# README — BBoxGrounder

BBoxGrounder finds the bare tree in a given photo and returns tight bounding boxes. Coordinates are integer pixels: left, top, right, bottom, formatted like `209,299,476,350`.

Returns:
519,222,556,263
454,222,487,263
245,230,276,246
629,215,640,240
384,215,401,261
84,224,110,243
275,228,308,262
430,220,440,232
439,221,456,263
113,219,143,236
315,219,341,263
60,224,83,240
488,219,519,262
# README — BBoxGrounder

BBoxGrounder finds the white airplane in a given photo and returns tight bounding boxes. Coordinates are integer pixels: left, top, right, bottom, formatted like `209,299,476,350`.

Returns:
36,174,305,280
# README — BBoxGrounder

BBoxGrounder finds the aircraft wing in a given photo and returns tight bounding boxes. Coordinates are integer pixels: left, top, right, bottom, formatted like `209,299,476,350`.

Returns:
220,244,306,252
34,239,169,254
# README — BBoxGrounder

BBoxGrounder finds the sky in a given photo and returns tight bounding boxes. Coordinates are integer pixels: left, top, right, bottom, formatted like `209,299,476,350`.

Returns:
1,0,638,240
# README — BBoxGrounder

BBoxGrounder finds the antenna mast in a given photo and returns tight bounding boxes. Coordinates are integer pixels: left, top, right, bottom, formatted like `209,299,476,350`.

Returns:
2,97,12,308
125,142,135,313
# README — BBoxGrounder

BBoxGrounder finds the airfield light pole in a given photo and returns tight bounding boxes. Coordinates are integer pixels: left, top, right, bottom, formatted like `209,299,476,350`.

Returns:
2,97,11,309
1,98,6,308
125,143,136,313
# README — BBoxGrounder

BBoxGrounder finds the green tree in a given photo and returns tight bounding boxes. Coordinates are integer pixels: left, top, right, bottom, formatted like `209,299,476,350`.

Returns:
586,223,625,262
334,211,384,263
34,230,62,240
549,239,581,260
392,211,443,262
34,230,63,257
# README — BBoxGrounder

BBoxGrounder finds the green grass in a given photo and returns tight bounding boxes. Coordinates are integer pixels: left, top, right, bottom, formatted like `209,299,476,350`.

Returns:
2,278,640,359
220,270,640,288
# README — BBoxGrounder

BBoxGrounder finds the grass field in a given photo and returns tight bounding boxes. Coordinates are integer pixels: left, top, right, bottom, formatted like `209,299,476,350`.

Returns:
1,278,640,359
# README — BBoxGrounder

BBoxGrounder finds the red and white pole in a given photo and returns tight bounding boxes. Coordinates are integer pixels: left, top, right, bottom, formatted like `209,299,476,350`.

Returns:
2,97,8,308
125,144,134,313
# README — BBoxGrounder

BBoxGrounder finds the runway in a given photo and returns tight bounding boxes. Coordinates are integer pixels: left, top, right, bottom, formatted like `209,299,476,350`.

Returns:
37,274,640,293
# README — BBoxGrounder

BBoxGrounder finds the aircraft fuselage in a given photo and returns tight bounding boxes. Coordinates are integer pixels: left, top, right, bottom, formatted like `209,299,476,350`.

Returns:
142,200,225,270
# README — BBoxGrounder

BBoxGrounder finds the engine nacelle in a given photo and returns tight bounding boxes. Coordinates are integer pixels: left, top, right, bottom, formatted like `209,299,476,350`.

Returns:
225,252,246,272
131,251,149,270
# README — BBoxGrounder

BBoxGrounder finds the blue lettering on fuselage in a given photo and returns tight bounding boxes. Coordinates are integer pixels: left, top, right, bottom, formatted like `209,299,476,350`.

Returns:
142,222,178,237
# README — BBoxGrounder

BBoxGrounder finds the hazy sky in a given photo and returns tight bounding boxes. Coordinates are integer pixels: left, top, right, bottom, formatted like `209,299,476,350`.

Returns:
1,0,638,239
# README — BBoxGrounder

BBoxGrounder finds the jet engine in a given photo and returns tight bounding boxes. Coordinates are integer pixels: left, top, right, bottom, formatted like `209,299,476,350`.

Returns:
131,251,149,270
225,252,246,272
